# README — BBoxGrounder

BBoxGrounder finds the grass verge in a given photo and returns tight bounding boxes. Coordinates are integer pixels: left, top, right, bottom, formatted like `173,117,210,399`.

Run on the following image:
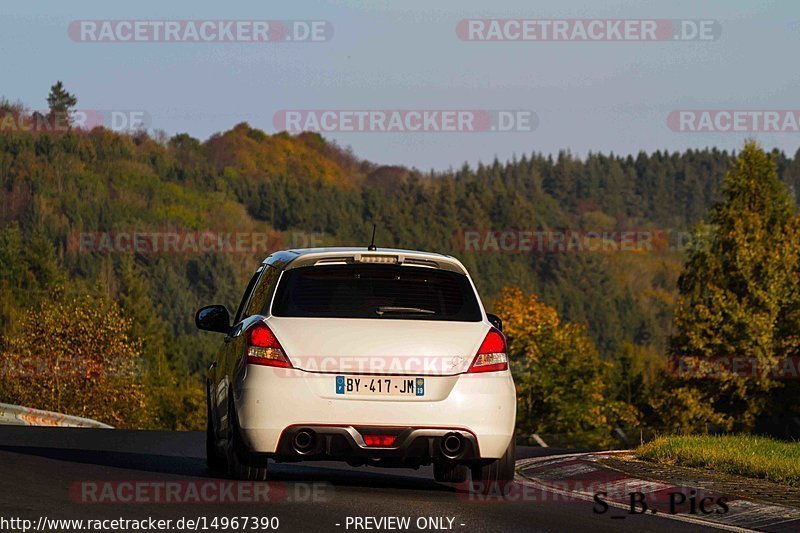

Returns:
636,434,800,487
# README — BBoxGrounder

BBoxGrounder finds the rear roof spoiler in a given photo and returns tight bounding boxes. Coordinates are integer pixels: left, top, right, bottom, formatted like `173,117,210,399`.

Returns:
265,250,467,274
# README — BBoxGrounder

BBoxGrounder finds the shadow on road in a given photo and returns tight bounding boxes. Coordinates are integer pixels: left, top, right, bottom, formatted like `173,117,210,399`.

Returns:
0,443,455,493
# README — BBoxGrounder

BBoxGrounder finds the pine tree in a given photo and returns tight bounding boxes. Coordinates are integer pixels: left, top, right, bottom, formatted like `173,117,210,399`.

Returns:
46,81,77,127
666,141,800,431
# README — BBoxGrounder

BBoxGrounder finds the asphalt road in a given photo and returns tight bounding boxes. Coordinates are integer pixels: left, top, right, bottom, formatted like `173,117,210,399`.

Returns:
0,426,719,533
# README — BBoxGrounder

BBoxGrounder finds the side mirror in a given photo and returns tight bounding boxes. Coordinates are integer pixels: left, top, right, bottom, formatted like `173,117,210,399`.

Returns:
486,313,503,332
196,305,231,334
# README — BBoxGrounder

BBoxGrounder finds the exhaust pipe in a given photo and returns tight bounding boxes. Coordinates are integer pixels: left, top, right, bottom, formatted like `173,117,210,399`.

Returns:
440,433,463,459
292,429,316,454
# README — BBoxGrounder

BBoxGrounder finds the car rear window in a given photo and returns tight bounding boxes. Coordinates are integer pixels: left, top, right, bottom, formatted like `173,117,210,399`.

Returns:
270,264,482,321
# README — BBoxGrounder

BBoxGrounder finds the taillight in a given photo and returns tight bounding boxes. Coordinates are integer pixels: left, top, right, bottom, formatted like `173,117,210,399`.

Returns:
246,322,292,368
468,327,508,373
363,435,397,447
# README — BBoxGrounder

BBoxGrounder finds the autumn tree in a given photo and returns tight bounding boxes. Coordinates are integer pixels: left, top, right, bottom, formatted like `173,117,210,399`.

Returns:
665,141,800,432
0,289,147,428
494,287,639,447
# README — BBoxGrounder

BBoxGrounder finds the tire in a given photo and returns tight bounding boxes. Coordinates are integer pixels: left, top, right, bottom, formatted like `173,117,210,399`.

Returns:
206,386,225,471
470,438,515,494
226,402,269,481
433,461,470,483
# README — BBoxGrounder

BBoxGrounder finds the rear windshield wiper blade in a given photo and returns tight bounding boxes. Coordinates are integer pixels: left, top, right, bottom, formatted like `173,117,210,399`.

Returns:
375,306,436,316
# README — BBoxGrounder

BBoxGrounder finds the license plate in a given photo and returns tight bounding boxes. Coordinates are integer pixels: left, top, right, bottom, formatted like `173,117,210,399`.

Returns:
335,376,424,396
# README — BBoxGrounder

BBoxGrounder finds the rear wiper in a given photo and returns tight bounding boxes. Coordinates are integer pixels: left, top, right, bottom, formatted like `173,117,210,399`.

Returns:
375,306,436,316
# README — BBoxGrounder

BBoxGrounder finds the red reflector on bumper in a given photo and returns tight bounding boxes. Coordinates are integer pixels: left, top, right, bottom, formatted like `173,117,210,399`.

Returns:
363,435,396,447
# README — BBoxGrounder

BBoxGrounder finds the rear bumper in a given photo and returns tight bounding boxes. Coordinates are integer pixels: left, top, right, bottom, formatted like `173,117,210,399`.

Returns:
275,425,479,466
232,365,516,460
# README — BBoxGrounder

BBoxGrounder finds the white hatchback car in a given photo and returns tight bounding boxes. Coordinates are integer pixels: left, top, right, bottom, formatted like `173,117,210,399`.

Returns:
197,247,516,487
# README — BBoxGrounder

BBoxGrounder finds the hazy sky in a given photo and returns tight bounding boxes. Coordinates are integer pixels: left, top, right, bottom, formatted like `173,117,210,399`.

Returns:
2,0,799,170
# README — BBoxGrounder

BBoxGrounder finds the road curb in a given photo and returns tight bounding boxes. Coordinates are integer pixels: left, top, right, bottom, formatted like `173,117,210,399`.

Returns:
515,452,800,532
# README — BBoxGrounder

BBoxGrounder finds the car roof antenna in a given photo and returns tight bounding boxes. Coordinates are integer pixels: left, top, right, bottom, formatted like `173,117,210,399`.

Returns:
368,224,377,251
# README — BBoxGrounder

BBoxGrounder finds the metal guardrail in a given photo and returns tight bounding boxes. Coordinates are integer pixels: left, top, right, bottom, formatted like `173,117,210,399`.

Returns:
0,403,113,429
518,427,648,449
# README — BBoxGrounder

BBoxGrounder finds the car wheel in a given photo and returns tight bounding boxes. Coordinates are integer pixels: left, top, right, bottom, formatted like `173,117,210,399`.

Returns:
226,401,269,481
470,438,515,494
206,385,225,471
433,460,470,483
